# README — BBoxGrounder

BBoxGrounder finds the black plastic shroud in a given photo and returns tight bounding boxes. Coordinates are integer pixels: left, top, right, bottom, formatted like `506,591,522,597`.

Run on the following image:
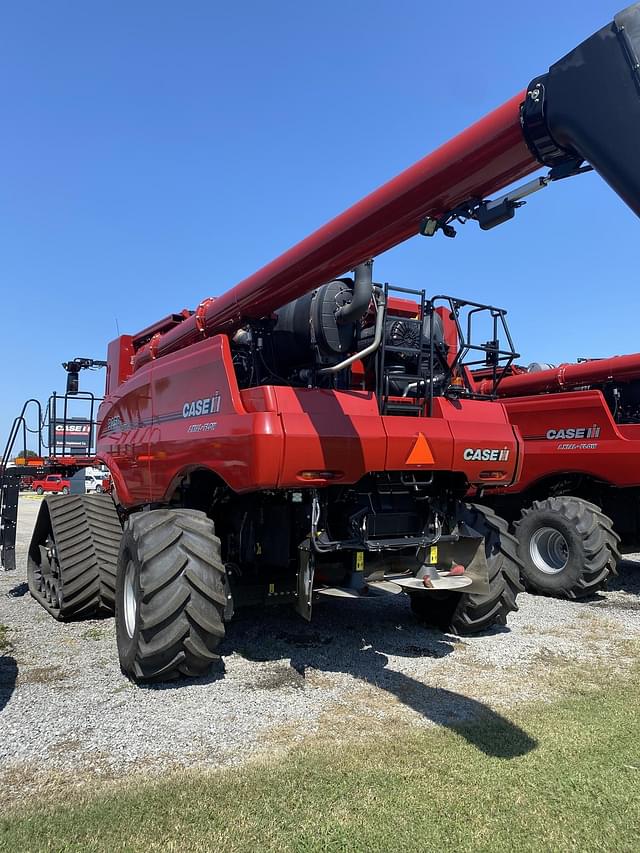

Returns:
522,3,640,218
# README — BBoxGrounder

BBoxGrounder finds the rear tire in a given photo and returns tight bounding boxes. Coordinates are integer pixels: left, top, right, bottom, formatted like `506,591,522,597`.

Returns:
36,487,43,495
410,504,523,634
116,508,227,683
514,496,620,599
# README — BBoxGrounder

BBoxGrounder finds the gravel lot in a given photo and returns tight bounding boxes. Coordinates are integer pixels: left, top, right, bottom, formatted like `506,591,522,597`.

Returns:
1,496,640,804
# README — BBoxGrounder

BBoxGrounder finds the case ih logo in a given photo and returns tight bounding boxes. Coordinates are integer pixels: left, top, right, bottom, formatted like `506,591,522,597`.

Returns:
182,393,221,418
546,425,601,440
49,418,93,455
55,424,90,435
463,447,510,462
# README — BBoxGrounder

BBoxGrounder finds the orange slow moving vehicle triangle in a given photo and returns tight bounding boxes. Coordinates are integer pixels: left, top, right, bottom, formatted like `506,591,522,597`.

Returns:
405,433,435,465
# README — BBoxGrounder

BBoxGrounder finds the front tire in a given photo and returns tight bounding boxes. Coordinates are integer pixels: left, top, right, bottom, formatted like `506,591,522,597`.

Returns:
514,496,620,599
116,508,227,683
410,504,523,634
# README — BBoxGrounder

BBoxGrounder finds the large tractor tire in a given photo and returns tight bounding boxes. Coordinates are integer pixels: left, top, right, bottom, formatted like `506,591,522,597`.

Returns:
27,494,122,620
116,508,227,683
513,496,620,599
410,504,523,635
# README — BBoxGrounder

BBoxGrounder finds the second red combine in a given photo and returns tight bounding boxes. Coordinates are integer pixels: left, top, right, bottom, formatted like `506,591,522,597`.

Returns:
474,353,640,599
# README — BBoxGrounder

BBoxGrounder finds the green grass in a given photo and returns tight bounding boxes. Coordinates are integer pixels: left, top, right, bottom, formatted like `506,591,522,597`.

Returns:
0,625,10,653
2,674,640,853
81,627,104,641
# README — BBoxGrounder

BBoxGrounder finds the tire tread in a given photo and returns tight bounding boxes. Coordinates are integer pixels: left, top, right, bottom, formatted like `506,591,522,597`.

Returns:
514,495,618,598
116,508,226,682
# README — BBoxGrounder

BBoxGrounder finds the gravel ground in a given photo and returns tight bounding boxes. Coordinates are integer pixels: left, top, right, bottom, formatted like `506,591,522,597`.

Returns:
1,495,640,803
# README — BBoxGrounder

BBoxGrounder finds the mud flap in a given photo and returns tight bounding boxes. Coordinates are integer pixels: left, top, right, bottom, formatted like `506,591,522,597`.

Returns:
295,540,315,622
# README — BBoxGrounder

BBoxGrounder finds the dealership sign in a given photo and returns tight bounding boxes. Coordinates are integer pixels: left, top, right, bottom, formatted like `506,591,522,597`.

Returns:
49,418,93,457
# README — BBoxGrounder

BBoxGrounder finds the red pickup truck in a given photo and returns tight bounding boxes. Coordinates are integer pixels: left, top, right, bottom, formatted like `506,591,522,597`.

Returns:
31,475,70,495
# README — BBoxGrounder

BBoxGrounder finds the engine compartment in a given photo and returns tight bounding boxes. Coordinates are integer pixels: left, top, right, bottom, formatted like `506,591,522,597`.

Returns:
228,261,517,410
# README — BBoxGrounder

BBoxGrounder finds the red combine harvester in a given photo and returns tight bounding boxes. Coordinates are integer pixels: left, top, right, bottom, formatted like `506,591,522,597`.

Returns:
474,354,640,598
2,5,640,683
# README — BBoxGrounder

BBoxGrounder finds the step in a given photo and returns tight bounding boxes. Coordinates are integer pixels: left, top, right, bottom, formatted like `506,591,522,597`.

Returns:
391,575,472,591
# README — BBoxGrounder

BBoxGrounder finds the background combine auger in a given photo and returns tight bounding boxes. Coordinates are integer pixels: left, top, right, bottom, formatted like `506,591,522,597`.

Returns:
3,5,640,684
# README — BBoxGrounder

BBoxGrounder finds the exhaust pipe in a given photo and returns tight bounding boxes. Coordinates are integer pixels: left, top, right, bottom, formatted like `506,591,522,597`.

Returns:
335,260,374,325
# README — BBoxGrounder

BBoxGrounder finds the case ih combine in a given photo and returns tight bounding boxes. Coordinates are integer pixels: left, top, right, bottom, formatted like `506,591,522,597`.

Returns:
1,5,640,683
473,354,640,599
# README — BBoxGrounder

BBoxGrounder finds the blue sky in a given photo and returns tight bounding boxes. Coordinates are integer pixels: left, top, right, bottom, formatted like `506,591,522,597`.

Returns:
1,1,637,451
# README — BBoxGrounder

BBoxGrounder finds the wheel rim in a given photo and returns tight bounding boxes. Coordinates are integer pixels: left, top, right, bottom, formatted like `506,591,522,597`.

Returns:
529,527,569,575
123,560,138,638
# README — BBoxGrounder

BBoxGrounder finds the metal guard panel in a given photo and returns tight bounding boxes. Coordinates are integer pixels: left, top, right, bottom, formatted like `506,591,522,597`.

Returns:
274,389,517,488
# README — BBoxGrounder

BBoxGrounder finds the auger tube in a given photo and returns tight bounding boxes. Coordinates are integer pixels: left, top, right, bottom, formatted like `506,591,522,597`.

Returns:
478,353,640,399
132,4,640,372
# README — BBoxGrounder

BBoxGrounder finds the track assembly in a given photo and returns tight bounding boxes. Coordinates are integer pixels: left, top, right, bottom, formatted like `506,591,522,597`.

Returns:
27,494,121,620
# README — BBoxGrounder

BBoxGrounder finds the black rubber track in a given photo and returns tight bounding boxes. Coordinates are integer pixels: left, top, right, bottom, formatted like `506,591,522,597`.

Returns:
514,496,620,599
83,494,122,613
28,496,98,619
410,504,523,635
115,509,227,683
27,494,122,620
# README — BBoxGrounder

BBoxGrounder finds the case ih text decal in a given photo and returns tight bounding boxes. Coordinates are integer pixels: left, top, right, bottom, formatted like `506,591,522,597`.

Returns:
545,425,601,440
181,392,222,419
523,424,602,451
183,392,221,433
102,393,222,435
463,447,511,462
